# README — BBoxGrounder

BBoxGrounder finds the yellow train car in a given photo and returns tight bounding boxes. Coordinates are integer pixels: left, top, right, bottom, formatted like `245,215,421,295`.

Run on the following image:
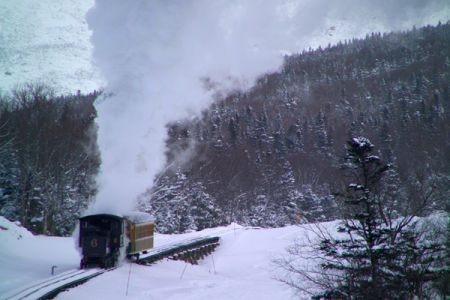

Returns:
127,220,154,254
79,212,155,268
125,212,155,256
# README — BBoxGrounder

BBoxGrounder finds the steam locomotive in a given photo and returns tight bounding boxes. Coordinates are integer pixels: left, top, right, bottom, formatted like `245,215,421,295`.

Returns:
79,213,154,269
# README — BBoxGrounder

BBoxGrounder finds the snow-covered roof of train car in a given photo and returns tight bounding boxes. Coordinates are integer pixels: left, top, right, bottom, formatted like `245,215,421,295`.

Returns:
80,212,155,223
123,211,155,223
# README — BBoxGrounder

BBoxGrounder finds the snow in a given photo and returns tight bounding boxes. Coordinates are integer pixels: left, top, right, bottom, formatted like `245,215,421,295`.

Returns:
58,224,304,300
1,212,445,299
351,137,373,149
0,216,81,295
0,0,104,95
0,1,447,95
1,1,448,298
0,216,337,299
348,183,364,190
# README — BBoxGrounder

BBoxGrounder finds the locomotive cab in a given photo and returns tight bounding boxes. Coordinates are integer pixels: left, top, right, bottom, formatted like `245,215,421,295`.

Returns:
79,214,124,268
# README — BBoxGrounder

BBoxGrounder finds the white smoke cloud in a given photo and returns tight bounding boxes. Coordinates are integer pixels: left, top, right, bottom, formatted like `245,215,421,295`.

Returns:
86,0,449,214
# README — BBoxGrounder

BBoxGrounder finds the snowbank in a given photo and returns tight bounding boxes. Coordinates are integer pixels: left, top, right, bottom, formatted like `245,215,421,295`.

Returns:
0,216,81,295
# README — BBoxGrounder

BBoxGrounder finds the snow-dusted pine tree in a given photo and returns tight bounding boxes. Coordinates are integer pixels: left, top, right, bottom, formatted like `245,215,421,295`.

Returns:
189,181,224,230
277,137,447,299
143,169,225,233
314,137,446,299
0,140,20,220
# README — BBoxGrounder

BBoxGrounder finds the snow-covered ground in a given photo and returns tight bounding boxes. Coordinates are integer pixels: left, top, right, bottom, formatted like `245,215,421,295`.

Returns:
0,216,81,296
0,216,336,299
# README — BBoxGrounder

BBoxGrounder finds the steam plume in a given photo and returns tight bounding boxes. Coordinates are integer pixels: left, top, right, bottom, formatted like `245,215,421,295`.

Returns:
86,0,448,214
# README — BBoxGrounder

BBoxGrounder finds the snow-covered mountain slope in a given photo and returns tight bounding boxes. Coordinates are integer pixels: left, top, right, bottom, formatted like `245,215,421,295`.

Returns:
0,0,103,95
0,216,338,300
1,0,448,96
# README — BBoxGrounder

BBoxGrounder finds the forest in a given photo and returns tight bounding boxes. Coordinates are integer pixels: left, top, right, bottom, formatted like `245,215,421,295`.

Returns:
141,22,449,233
0,85,100,235
0,22,448,236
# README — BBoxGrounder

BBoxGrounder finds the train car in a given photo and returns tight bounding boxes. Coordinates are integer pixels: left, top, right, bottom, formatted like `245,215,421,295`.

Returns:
125,213,155,259
79,213,154,269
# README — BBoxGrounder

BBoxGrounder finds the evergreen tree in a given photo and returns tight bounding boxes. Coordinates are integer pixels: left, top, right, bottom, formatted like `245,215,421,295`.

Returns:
314,110,328,152
189,181,224,230
312,137,446,299
276,137,446,299
0,139,20,220
144,170,225,233
143,170,190,233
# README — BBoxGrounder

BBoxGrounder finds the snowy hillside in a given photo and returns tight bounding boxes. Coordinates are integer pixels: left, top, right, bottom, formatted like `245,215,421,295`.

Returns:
0,215,341,299
0,0,103,95
0,1,448,298
0,0,447,96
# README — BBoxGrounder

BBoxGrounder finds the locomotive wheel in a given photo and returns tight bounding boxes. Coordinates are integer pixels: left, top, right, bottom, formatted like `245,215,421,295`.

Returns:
103,252,119,269
80,258,87,269
108,256,115,268
104,257,110,269
100,257,106,268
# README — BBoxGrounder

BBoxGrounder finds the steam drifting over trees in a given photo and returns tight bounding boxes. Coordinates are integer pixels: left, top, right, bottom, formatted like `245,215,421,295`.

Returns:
143,23,449,231
0,23,448,238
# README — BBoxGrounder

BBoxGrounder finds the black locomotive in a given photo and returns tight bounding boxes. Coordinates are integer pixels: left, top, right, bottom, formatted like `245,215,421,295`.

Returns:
78,213,154,269
79,214,123,268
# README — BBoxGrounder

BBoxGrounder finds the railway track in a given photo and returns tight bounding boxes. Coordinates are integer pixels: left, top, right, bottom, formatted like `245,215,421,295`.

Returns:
133,236,220,265
2,268,106,300
1,236,220,299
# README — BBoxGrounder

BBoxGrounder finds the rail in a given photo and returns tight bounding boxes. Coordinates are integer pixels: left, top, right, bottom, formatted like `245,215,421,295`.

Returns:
135,236,220,265
2,268,106,300
2,236,220,299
